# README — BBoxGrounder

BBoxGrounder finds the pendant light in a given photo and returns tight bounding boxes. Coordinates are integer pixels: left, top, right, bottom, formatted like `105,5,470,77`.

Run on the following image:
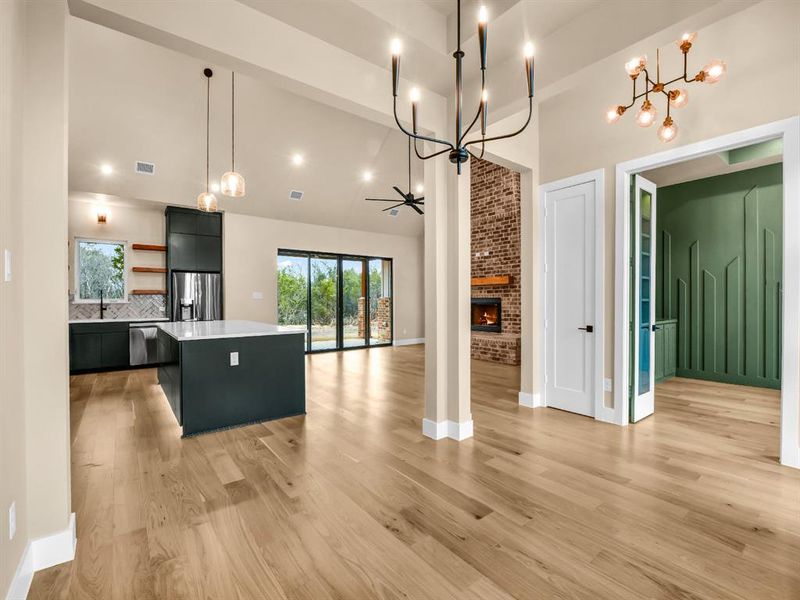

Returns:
220,72,245,197
197,68,217,212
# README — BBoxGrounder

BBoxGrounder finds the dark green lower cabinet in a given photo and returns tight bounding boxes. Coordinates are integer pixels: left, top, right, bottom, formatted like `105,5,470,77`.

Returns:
69,322,130,373
654,319,678,382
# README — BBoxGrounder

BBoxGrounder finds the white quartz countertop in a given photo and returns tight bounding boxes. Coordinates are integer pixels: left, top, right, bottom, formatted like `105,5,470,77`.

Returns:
69,317,170,324
157,320,303,342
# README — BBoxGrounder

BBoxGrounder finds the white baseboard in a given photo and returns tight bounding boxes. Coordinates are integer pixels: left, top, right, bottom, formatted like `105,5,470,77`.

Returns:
394,338,424,346
781,444,800,470
5,513,76,600
422,419,474,441
518,391,542,408
422,418,447,440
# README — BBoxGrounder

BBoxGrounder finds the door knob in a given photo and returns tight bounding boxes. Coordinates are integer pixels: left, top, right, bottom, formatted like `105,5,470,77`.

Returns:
578,325,594,333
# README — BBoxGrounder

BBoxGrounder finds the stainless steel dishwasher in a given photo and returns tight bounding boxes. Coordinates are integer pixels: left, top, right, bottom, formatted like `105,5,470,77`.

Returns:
129,322,161,366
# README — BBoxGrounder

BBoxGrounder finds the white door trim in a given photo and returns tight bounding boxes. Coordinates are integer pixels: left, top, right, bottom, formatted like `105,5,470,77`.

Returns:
539,169,608,421
614,116,800,469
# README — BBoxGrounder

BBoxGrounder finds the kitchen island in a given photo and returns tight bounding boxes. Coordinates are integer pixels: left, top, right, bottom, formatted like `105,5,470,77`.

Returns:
157,320,305,436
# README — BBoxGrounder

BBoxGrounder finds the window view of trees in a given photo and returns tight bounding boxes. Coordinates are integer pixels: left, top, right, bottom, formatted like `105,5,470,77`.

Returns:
277,256,307,332
77,240,126,300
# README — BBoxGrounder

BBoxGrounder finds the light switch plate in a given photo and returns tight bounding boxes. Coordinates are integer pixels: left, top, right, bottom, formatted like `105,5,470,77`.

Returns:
4,249,11,282
8,502,16,541
604,378,613,392
230,351,239,366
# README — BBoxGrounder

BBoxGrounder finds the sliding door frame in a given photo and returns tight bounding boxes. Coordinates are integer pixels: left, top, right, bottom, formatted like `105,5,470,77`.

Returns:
278,248,394,354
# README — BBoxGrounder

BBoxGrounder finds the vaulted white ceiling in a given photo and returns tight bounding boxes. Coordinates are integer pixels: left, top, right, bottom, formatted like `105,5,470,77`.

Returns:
68,0,751,238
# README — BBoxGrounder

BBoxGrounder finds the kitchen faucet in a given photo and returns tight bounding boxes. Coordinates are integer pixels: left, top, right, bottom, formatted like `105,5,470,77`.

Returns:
99,288,109,320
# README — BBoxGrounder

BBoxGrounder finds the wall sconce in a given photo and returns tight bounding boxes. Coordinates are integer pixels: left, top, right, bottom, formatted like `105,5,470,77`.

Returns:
96,206,108,224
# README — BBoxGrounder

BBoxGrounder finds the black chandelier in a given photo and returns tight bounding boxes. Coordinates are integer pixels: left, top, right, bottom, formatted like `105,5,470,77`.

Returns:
390,0,535,174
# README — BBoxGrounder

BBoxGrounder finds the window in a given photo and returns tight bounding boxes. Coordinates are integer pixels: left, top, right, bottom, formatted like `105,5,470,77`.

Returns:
277,250,393,352
74,238,127,302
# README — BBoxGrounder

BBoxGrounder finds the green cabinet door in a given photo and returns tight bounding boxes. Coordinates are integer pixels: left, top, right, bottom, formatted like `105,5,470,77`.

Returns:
168,232,197,271
195,235,222,272
70,333,102,371
169,210,198,234
101,331,130,368
196,212,221,236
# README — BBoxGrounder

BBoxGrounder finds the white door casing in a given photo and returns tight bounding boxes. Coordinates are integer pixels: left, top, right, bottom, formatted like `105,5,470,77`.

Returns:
631,175,657,423
544,181,596,417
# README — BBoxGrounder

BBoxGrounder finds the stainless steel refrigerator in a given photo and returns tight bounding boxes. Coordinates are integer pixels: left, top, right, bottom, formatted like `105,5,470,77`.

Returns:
171,272,222,321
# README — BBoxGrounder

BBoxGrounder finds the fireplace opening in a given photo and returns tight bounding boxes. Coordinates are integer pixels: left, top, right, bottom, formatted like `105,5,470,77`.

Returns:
471,297,502,333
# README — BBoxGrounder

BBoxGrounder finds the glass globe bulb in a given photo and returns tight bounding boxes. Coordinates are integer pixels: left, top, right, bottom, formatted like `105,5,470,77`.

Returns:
658,117,678,142
197,192,218,212
676,32,696,51
605,105,624,124
220,170,245,197
625,55,647,77
635,100,657,128
702,59,726,84
669,88,689,109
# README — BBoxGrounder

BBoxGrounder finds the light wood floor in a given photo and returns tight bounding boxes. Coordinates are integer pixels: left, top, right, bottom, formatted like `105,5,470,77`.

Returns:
30,345,800,599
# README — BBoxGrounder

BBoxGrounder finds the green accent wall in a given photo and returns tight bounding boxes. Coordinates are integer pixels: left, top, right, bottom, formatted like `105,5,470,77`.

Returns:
656,163,782,389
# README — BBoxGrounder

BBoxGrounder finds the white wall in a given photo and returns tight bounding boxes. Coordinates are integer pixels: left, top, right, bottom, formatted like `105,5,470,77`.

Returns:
68,197,166,295
224,212,424,342
538,0,800,409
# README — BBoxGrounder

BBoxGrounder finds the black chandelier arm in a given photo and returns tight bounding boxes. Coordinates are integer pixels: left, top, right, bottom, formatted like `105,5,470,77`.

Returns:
463,96,532,147
413,138,452,160
457,72,486,146
393,98,453,150
467,143,485,161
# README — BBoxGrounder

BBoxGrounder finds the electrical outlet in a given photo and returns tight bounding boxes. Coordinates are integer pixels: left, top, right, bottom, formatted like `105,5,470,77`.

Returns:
230,351,239,367
8,502,16,540
251,291,264,300
604,378,613,392
4,249,11,282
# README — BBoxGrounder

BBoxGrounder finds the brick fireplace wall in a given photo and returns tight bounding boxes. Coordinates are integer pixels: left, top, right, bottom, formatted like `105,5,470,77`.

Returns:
471,158,521,365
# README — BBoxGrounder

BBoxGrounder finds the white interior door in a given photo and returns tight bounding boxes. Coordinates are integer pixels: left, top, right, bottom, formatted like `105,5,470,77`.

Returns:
545,181,595,416
631,175,657,422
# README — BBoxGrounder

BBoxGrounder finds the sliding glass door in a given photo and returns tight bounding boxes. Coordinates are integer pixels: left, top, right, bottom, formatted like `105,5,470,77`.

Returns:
278,250,392,352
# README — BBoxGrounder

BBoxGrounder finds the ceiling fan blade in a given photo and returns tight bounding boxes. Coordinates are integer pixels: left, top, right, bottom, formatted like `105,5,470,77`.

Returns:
366,198,400,202
410,203,424,215
415,196,424,202
382,203,405,211
393,186,408,199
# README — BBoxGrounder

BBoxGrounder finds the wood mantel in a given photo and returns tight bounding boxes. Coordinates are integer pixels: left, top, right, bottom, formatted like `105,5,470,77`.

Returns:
471,275,512,287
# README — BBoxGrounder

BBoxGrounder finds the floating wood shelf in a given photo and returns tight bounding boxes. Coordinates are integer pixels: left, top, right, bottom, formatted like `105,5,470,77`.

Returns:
131,289,166,295
471,275,512,287
132,243,167,252
132,266,167,274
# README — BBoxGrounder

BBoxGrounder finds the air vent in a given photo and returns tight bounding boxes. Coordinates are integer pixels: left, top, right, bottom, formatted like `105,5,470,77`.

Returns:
289,190,304,201
135,161,155,175
389,208,400,217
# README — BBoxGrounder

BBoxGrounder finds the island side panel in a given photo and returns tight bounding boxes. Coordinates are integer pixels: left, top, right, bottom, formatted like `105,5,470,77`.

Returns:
157,329,182,425
180,333,305,436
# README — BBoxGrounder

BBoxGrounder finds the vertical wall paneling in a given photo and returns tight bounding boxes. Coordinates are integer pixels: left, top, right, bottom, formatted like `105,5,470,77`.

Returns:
656,164,782,389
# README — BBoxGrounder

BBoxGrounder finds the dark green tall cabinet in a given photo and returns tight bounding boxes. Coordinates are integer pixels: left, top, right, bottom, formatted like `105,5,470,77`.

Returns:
165,207,222,273
656,163,782,389
165,206,223,316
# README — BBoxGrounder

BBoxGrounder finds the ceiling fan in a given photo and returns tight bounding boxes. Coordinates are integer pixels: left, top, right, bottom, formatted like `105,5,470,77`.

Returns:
366,138,424,215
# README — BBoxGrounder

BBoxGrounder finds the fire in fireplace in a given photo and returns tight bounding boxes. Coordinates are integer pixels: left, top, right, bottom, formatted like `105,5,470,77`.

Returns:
471,297,502,333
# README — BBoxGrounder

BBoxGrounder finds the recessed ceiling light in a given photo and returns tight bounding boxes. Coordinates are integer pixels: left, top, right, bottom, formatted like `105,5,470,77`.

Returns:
416,183,424,194
100,164,113,175
211,182,220,193
292,153,304,166
362,170,373,182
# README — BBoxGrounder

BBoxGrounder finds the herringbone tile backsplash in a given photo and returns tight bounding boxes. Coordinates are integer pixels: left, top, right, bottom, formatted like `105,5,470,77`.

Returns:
69,294,166,320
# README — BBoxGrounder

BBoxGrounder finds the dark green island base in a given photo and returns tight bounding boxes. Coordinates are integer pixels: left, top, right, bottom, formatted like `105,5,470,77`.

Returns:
157,320,306,437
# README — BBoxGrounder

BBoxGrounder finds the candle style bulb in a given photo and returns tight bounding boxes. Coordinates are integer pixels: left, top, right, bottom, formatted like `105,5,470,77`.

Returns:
478,6,488,70
523,42,535,97
390,38,402,97
480,89,488,136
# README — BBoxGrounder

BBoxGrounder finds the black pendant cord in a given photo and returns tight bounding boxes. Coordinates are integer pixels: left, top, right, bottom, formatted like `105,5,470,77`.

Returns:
206,73,210,192
231,72,235,171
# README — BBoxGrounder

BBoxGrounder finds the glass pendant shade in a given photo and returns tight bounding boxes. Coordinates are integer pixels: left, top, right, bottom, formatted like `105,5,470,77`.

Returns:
197,192,218,212
605,105,624,124
221,170,245,197
635,100,657,127
669,88,689,109
625,55,647,77
702,59,727,84
658,117,678,142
